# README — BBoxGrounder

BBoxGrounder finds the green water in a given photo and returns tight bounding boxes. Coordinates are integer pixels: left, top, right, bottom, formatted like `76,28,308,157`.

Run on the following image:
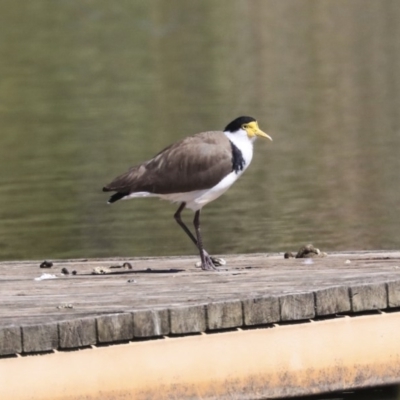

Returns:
1,0,400,261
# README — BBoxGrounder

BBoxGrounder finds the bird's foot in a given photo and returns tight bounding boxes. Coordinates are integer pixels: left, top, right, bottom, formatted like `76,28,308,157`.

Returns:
195,251,226,271
201,254,219,271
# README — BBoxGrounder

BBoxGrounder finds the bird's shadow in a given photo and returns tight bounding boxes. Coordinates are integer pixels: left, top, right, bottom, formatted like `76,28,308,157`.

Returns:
82,268,184,277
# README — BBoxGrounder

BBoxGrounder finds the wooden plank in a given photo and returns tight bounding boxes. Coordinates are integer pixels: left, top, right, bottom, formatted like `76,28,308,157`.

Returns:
133,309,169,337
170,305,206,334
207,300,243,330
350,283,387,312
59,318,97,349
96,313,134,343
242,296,280,326
0,326,22,356
388,280,400,308
315,286,351,316
0,252,400,352
280,293,315,321
22,323,58,353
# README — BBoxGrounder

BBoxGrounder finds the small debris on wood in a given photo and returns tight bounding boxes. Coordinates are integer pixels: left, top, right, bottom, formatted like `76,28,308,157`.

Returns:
61,267,70,275
40,260,53,268
92,264,136,274
284,244,327,259
35,273,57,281
345,259,351,264
57,304,73,309
296,244,325,258
72,270,77,275
109,262,133,270
92,266,111,275
127,279,137,283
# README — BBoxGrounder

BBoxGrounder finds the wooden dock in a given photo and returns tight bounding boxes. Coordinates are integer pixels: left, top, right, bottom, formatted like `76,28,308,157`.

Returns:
1,251,400,399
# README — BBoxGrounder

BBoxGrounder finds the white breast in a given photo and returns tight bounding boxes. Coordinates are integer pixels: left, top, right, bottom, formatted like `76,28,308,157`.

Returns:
159,171,238,211
224,128,255,166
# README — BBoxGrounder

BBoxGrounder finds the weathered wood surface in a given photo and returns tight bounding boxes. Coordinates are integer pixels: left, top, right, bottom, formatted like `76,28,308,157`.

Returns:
1,251,400,355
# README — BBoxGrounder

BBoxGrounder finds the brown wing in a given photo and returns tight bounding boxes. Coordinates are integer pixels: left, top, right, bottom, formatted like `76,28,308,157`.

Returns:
103,131,233,195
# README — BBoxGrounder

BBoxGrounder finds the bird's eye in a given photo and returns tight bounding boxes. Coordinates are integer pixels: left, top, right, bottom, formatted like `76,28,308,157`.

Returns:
242,125,248,130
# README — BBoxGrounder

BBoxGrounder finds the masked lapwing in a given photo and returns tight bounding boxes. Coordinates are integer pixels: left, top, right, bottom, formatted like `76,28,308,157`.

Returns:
103,116,272,271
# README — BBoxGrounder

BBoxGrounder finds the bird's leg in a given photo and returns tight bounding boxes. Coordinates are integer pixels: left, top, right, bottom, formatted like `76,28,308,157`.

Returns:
174,203,219,269
174,203,198,247
193,210,218,271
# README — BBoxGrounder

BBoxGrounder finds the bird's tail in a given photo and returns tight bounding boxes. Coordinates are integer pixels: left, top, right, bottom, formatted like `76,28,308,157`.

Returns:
103,189,127,204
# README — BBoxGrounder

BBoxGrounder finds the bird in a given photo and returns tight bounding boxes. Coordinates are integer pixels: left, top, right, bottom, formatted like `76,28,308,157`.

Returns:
103,116,272,271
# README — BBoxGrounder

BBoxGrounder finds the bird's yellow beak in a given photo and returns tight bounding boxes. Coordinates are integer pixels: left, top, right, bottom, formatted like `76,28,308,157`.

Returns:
244,121,273,141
